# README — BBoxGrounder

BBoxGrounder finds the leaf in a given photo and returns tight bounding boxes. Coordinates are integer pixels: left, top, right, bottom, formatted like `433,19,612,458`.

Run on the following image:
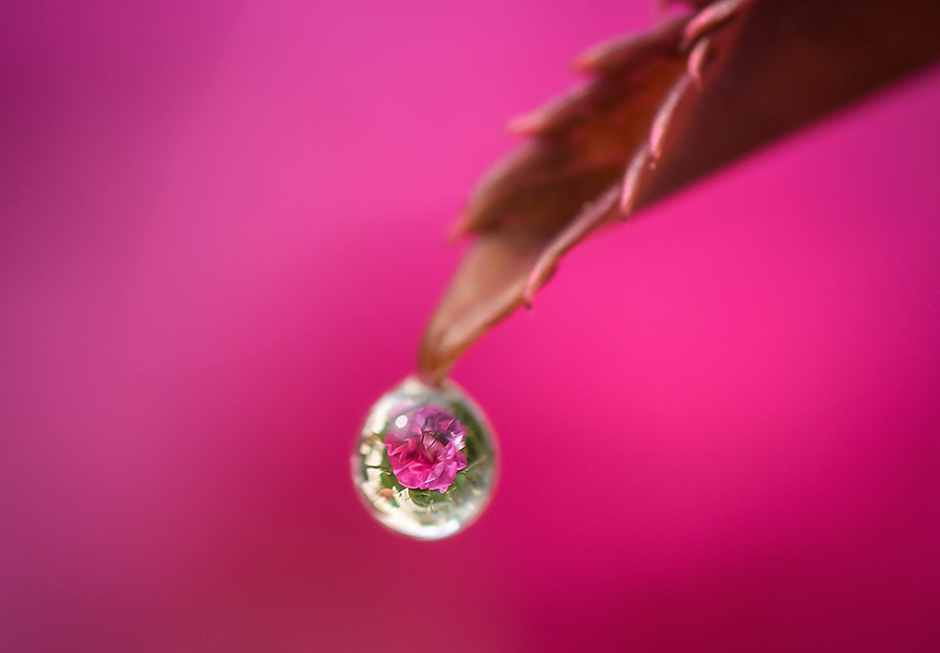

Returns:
418,0,940,381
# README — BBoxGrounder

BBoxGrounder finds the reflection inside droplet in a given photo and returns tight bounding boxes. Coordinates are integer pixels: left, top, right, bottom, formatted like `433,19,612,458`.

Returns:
351,376,498,539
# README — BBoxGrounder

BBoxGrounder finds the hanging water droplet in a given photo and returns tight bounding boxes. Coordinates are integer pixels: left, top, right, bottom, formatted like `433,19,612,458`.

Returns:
351,376,498,539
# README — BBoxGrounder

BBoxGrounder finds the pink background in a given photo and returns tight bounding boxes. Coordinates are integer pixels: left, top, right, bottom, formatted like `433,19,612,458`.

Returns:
2,1,939,651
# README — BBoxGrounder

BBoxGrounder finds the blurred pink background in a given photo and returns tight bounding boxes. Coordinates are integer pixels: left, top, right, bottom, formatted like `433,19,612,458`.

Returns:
2,1,939,651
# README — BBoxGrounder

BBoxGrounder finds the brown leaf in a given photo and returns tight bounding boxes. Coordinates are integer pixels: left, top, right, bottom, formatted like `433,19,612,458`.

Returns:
418,227,553,379
419,0,940,382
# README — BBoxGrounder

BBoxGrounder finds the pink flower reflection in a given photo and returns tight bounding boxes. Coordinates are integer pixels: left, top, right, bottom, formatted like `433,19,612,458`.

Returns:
385,406,468,492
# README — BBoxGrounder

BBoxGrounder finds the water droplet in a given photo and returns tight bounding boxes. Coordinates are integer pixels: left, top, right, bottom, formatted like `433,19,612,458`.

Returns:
351,376,498,539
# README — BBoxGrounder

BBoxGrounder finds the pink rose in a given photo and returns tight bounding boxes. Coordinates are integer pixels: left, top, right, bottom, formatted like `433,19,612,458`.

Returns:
385,406,468,492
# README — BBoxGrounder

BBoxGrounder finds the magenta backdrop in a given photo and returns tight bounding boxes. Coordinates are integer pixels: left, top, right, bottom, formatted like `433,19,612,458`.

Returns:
3,1,940,651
